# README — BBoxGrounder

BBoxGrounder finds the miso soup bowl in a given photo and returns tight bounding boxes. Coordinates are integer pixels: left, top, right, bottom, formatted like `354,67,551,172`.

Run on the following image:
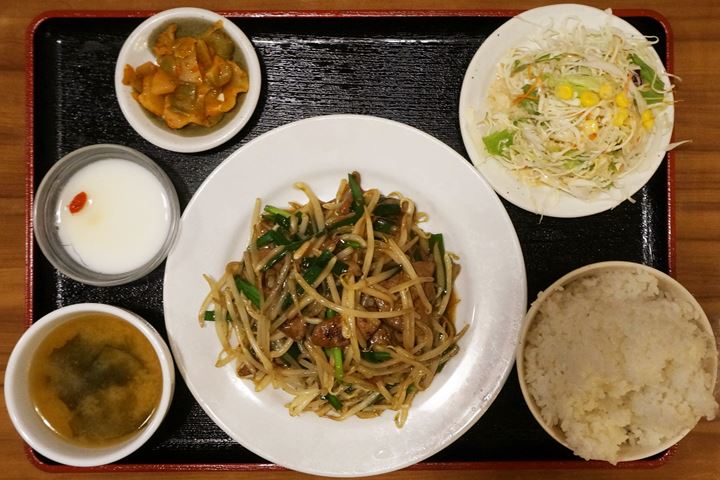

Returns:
4,303,175,467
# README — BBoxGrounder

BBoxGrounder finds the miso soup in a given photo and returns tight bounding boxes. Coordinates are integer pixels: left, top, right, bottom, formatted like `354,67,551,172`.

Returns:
28,312,162,447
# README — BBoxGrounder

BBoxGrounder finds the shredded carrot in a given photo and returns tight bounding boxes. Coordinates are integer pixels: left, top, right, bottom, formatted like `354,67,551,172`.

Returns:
512,77,541,105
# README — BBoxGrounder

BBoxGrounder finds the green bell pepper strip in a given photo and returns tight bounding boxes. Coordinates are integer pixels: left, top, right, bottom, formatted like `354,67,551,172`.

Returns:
629,53,665,104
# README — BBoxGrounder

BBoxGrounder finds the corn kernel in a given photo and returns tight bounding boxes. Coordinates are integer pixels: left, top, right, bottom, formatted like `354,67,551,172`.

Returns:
641,109,655,130
599,83,614,99
612,108,629,126
580,90,600,107
615,92,630,108
555,83,573,100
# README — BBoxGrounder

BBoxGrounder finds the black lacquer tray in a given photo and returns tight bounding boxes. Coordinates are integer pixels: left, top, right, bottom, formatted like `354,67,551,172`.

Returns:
26,10,673,472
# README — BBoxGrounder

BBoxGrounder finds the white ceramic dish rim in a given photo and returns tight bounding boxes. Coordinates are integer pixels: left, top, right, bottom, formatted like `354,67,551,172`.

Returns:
114,7,262,153
459,4,675,218
516,261,718,462
4,303,175,467
163,114,528,477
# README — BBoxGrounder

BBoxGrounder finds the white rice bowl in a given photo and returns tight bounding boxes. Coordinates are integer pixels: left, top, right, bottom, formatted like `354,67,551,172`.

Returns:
518,262,719,464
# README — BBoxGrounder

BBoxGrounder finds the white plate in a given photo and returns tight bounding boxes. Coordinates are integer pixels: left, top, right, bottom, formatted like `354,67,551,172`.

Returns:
459,4,674,218
163,115,526,477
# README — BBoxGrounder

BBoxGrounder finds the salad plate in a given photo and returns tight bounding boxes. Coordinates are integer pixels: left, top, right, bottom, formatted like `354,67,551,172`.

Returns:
459,4,674,218
163,114,526,476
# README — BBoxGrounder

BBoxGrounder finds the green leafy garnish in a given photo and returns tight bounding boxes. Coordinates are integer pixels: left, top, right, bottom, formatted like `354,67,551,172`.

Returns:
629,53,665,104
482,129,514,157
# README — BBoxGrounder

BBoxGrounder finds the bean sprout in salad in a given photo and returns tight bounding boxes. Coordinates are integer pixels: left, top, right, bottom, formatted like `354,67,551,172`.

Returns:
480,17,674,199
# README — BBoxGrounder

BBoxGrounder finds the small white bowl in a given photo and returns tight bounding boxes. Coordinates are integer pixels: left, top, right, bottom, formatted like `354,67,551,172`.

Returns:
4,304,175,467
517,261,718,463
115,8,261,152
33,144,180,286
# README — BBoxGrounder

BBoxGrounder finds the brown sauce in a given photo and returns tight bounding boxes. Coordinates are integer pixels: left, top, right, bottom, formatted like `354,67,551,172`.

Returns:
28,312,162,447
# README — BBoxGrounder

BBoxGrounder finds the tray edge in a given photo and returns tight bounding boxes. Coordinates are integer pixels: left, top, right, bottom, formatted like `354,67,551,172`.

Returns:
23,7,676,474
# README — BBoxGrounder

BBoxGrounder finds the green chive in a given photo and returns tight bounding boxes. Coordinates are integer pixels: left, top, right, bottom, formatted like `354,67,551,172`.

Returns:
328,347,344,381
323,393,343,411
281,293,293,310
260,239,304,272
361,351,392,363
234,276,261,308
256,229,290,248
324,174,365,231
372,202,402,217
282,342,301,362
204,311,231,322
348,173,364,215
261,250,287,272
264,205,291,218
326,214,359,230
429,233,445,257
301,250,333,286
339,239,361,249
331,259,348,276
256,230,275,248
372,217,394,233
262,213,291,230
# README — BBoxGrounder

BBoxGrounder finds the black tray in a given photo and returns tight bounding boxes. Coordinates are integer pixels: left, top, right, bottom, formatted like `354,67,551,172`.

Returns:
28,10,672,471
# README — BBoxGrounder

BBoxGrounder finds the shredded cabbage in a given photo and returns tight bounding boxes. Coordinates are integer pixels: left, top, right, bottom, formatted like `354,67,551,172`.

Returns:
481,16,673,199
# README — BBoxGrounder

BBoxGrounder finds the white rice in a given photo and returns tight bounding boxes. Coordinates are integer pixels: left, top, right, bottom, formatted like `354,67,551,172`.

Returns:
523,268,719,464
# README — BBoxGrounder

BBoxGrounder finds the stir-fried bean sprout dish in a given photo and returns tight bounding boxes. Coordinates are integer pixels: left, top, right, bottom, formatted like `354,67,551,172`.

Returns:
199,173,465,427
480,17,674,199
